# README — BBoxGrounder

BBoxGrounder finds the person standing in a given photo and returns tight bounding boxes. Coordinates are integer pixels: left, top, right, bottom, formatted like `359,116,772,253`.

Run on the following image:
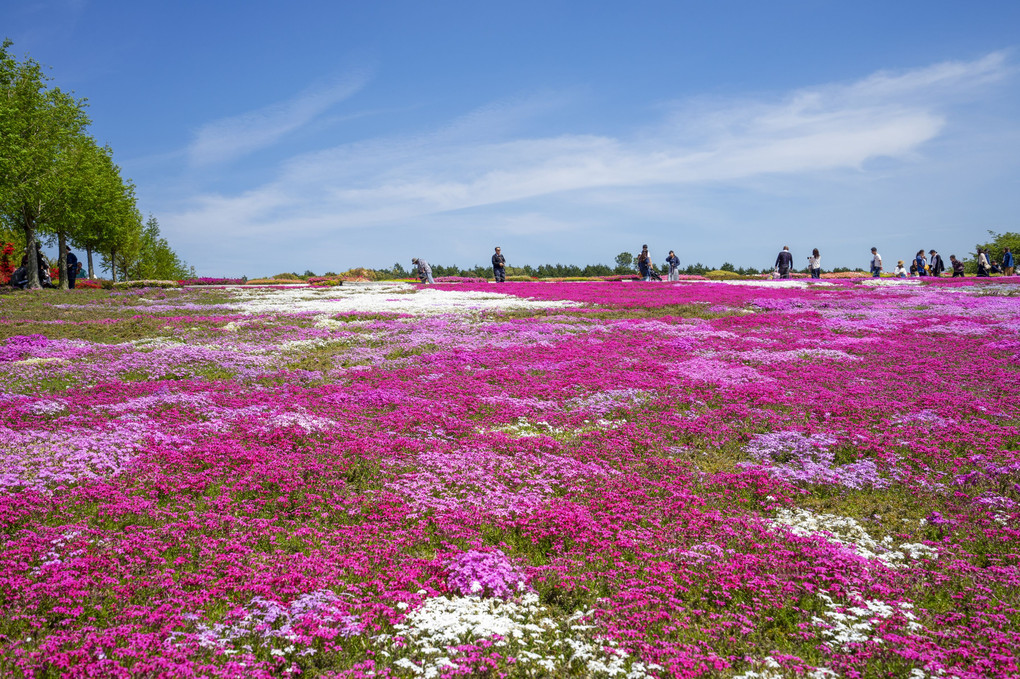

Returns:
411,257,434,285
637,245,652,281
65,246,81,289
950,255,965,277
665,250,680,281
491,247,506,283
807,249,821,279
928,250,945,277
775,246,793,279
914,250,928,277
870,247,883,277
977,249,991,277
1002,247,1014,276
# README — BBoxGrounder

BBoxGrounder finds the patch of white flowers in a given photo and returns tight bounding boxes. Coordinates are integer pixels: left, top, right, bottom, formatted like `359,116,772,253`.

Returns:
812,590,925,652
733,656,838,679
490,416,625,439
228,285,577,316
375,592,661,678
768,508,938,568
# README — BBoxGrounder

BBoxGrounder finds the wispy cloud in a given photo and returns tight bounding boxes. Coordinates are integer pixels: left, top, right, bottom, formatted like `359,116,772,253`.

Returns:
164,52,1012,269
187,71,370,166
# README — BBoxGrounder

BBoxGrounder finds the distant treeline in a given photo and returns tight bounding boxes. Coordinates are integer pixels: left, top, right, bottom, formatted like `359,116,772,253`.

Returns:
299,257,866,281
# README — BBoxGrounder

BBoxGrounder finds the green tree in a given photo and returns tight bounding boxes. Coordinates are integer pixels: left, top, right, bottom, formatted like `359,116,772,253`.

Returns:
972,230,1020,272
123,215,192,281
69,145,140,281
614,251,634,274
0,39,91,289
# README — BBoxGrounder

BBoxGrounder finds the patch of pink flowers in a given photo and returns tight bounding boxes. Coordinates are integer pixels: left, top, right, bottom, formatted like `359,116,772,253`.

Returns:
0,277,1019,677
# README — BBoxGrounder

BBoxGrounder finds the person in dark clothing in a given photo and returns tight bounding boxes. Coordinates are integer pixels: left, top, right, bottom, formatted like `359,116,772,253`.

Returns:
1002,248,1014,277
665,250,680,281
775,246,793,279
65,246,82,289
10,255,28,289
950,255,965,277
928,250,944,277
637,245,651,281
34,244,53,287
491,247,506,283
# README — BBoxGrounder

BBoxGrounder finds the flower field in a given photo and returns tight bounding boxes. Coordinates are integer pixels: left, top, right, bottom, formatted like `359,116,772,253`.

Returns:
1,279,1019,678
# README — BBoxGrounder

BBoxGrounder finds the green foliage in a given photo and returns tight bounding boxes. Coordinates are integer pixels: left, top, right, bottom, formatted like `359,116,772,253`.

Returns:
703,269,743,280
614,251,634,274
118,216,193,281
0,39,90,288
972,230,1019,269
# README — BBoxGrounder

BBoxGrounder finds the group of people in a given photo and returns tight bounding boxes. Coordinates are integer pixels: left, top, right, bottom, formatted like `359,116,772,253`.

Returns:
773,246,1016,280
410,243,1016,286
9,244,82,289
412,247,507,284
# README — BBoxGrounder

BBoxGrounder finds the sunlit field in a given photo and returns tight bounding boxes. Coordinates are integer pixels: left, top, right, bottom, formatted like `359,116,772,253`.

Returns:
2,278,1019,678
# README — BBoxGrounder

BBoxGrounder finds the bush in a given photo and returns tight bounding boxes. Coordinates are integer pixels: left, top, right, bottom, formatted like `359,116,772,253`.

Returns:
244,278,304,285
703,270,743,280
435,276,488,283
271,273,303,281
179,278,244,286
111,280,181,289
307,277,344,287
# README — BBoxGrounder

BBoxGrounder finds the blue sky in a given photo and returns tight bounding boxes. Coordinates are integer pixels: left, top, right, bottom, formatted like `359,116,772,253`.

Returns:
3,1,1019,276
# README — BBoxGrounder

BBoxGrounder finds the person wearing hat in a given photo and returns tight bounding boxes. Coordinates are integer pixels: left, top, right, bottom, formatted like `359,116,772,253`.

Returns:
928,249,944,277
411,257,433,284
894,260,907,278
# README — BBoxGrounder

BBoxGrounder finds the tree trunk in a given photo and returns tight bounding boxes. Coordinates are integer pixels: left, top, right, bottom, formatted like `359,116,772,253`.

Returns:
86,245,94,279
20,205,41,290
110,248,117,282
57,230,68,290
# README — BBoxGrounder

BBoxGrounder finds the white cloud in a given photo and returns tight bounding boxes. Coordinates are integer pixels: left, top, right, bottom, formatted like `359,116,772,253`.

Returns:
162,52,1014,272
187,71,369,166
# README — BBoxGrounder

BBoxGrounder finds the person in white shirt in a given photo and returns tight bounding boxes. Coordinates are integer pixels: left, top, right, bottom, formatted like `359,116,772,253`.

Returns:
807,249,821,279
870,247,883,277
977,249,991,277
894,260,907,278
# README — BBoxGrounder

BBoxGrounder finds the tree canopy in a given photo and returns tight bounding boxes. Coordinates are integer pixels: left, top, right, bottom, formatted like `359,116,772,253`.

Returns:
1,39,190,288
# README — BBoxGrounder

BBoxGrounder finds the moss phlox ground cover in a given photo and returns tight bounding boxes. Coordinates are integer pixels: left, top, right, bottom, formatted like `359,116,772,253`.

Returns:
1,279,1019,677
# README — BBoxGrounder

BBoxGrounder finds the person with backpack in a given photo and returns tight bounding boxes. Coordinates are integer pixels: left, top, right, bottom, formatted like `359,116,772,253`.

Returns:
491,247,506,283
928,250,945,277
774,246,793,279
